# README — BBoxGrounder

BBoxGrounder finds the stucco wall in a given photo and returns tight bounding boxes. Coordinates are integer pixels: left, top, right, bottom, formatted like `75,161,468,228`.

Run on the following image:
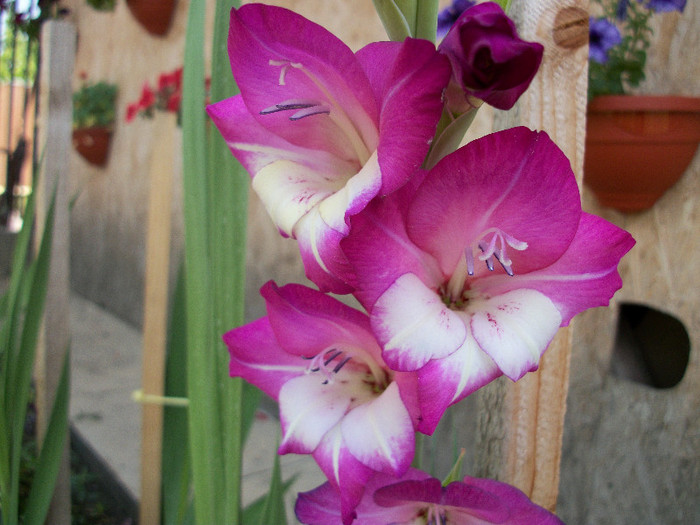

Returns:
558,3,700,523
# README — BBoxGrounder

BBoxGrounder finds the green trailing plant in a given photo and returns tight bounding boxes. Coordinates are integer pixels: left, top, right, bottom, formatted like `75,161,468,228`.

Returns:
588,0,687,99
0,188,71,525
72,79,118,129
86,0,117,11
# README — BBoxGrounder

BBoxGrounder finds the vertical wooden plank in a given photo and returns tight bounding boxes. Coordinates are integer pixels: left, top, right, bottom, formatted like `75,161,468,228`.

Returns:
139,112,177,525
474,1,589,512
34,19,76,525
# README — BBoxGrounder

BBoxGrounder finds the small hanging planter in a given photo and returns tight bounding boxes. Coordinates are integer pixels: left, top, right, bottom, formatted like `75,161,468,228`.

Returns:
126,0,177,37
584,95,700,213
72,126,113,167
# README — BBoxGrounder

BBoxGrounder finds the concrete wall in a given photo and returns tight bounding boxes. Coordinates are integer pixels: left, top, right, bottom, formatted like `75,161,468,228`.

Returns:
66,0,386,327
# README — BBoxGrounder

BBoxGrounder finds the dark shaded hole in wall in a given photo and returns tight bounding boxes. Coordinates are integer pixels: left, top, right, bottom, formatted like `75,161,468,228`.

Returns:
611,303,690,389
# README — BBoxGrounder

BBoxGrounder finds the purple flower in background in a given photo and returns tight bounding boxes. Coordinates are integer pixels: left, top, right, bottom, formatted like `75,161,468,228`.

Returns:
437,0,476,38
641,0,687,13
438,2,543,111
616,0,630,20
589,17,622,64
296,468,565,524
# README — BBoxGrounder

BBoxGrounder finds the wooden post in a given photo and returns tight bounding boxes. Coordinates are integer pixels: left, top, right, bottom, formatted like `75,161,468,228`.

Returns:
34,19,76,525
139,112,177,525
474,1,589,512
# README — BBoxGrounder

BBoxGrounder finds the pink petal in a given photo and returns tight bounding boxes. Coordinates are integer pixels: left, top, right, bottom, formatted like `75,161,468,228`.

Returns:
340,383,415,475
228,4,378,162
296,469,430,525
207,96,355,179
407,128,581,277
372,273,466,371
414,330,501,434
261,281,378,358
475,212,636,325
224,317,304,400
357,39,452,195
449,476,565,524
469,289,562,381
341,187,442,311
312,427,376,525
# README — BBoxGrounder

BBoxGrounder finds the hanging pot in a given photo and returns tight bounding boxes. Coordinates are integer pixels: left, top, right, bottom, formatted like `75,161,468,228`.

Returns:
126,0,176,37
584,95,700,213
72,126,113,167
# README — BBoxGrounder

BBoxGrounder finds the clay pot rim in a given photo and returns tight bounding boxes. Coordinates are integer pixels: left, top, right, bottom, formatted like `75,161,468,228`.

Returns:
589,94,700,113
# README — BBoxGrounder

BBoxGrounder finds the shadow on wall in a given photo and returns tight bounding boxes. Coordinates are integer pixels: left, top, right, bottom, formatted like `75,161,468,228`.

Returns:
611,303,690,389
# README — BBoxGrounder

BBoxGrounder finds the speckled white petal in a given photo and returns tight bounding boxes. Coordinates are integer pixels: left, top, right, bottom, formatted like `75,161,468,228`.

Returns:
340,382,414,475
278,373,354,454
372,273,466,371
470,289,561,381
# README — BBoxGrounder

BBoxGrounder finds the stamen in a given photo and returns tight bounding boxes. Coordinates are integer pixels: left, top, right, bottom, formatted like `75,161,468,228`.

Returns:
260,99,330,120
260,99,320,114
323,349,342,366
470,228,527,276
290,105,331,120
332,356,352,374
303,348,352,385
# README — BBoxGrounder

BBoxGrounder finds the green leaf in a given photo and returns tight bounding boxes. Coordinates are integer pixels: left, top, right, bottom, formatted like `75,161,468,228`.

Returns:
242,474,298,524
162,266,194,525
182,1,224,523
260,451,288,525
0,187,55,524
441,448,466,487
372,0,413,41
22,348,70,525
414,0,438,43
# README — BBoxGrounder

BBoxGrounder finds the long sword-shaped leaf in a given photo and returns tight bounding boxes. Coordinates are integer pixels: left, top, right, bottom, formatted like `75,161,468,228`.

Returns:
182,2,224,523
22,348,70,525
1,188,55,524
207,1,260,521
415,0,439,42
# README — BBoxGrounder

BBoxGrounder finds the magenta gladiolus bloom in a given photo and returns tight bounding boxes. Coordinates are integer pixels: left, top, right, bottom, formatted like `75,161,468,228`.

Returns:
439,2,543,111
296,468,565,524
224,282,421,523
343,127,634,433
208,4,450,292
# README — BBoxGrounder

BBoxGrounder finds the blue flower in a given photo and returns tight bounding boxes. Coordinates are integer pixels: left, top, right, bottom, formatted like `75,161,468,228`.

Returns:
437,0,476,38
616,0,630,20
640,0,687,13
589,17,622,64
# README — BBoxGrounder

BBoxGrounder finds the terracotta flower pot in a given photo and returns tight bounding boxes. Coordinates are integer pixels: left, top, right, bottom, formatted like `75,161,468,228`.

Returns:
72,126,113,167
584,95,700,213
126,0,176,37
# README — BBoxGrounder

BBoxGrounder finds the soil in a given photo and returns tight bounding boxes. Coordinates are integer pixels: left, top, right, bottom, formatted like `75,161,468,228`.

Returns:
20,402,138,525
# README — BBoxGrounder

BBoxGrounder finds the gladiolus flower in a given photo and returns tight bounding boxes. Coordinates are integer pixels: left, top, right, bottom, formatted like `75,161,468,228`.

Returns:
438,2,543,111
343,127,634,433
224,282,422,524
208,4,450,292
296,468,565,524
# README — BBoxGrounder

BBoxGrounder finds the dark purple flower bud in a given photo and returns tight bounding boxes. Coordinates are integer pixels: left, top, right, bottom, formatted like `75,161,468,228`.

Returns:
640,0,686,12
589,17,622,64
438,2,544,111
437,0,476,38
